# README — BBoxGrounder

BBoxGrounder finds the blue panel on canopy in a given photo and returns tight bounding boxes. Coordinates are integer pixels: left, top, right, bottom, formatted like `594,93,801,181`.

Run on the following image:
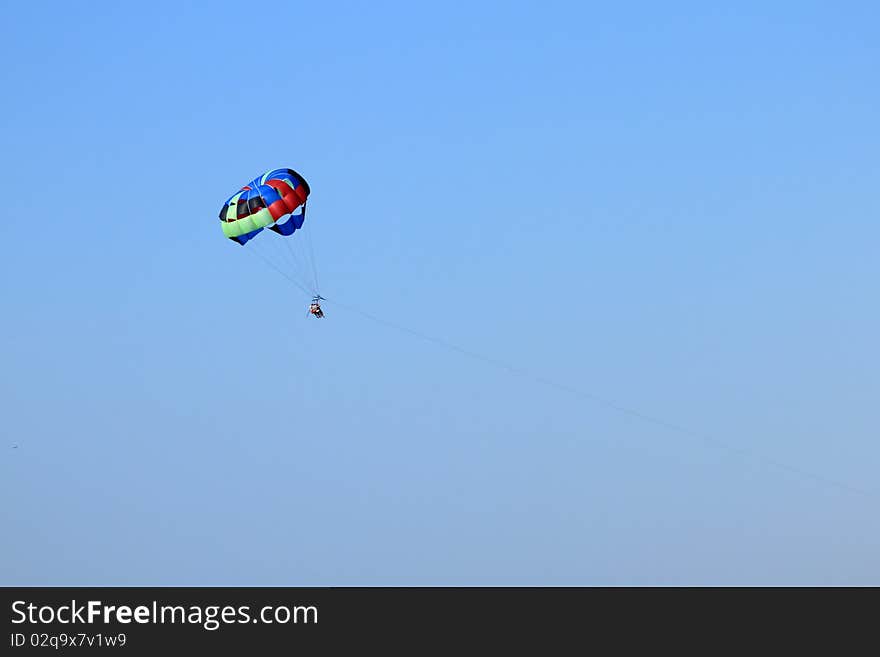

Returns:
269,212,305,236
231,227,263,245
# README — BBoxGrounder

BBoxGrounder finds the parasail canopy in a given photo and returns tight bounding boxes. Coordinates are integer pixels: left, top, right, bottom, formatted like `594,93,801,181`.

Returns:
219,168,310,246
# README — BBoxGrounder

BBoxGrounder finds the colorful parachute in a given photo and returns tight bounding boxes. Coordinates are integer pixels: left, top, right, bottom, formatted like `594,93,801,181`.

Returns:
219,168,310,246
219,167,320,298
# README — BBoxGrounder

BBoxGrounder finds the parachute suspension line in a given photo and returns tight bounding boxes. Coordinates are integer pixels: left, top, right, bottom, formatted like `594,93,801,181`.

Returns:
247,237,284,280
320,296,877,502
269,226,302,289
282,221,313,294
244,240,313,296
302,200,321,294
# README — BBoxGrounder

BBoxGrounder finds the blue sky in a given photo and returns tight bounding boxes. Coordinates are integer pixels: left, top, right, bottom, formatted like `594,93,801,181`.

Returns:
1,1,878,585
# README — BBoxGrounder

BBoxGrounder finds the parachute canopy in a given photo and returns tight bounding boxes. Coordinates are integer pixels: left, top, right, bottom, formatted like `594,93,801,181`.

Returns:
219,168,310,246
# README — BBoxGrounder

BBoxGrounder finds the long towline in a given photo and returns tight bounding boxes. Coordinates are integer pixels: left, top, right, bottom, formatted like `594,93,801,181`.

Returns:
248,258,876,501
325,298,876,501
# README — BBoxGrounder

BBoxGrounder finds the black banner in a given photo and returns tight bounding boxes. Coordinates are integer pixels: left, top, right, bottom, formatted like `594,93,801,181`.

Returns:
1,587,873,653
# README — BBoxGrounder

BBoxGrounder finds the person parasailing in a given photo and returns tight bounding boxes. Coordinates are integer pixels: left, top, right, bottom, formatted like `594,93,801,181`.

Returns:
309,295,325,318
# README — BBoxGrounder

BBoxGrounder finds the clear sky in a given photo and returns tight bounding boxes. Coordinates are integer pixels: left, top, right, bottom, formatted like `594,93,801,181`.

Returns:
1,1,878,585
